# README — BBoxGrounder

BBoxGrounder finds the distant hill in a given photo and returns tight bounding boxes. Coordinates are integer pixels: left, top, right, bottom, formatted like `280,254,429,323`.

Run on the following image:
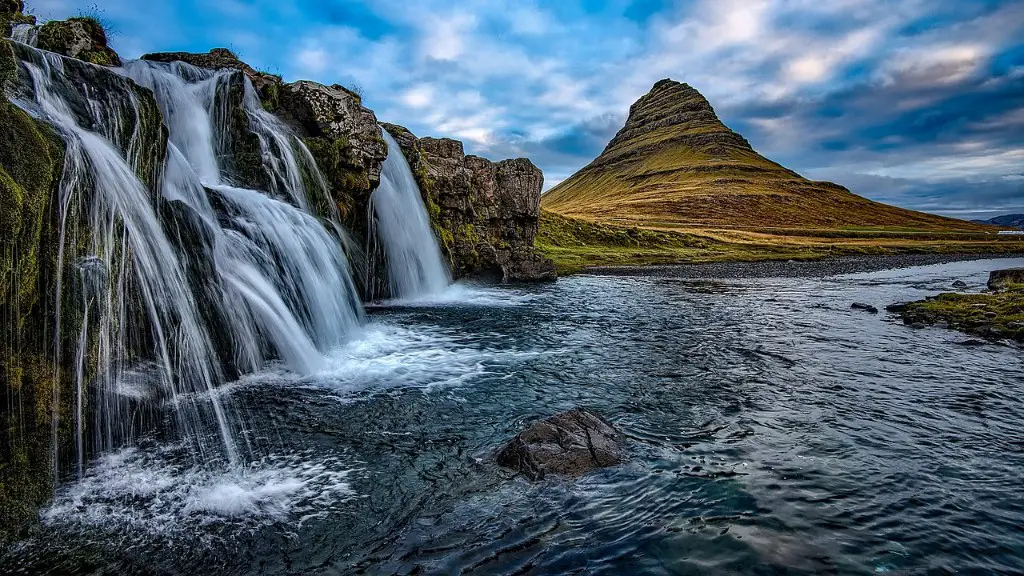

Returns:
541,79,990,232
972,214,1024,229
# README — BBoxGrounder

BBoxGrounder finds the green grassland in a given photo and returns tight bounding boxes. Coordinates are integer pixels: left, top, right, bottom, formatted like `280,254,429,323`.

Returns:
536,210,1024,274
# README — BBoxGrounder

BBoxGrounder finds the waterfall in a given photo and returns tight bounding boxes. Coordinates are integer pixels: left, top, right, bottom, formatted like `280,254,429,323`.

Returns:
7,44,364,477
122,59,364,372
369,129,451,299
11,23,38,47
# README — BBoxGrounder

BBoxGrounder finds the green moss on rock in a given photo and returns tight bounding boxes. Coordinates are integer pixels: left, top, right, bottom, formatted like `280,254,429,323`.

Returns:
892,282,1024,341
36,17,121,67
0,78,67,542
0,1,34,38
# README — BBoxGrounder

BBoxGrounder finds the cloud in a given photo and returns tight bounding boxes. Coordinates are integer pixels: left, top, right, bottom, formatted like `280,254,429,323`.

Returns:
31,0,1024,214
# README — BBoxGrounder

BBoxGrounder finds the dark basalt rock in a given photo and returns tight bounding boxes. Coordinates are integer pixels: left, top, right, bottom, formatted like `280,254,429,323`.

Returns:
497,408,622,480
987,268,1024,291
851,302,878,314
952,280,968,289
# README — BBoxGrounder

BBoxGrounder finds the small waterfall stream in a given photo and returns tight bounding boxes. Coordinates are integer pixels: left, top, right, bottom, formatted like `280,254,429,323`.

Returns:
369,129,451,299
8,44,365,477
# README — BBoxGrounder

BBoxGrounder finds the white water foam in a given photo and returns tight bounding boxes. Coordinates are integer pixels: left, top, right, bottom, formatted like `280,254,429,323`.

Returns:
42,446,358,538
233,323,543,397
371,283,542,308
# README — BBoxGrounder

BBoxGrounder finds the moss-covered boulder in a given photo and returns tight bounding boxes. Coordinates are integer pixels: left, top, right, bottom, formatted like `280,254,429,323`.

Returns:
275,80,387,235
988,268,1024,291
36,17,120,66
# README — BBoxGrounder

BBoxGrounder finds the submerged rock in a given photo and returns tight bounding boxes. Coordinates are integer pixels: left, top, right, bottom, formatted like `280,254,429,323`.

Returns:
987,268,1024,291
952,280,968,289
497,408,622,480
851,302,878,314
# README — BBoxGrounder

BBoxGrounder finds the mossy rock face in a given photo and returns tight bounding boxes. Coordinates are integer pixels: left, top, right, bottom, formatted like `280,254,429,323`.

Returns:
0,82,69,542
36,17,121,67
0,0,34,38
381,124,555,283
0,39,15,85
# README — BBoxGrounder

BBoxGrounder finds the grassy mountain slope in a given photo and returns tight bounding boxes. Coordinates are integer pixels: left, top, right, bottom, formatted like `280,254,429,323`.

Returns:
541,79,990,232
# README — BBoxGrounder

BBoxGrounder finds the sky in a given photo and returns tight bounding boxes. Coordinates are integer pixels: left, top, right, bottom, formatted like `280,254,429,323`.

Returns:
26,0,1024,219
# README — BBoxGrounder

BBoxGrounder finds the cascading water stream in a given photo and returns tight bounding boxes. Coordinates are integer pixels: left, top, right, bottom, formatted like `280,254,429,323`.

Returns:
122,59,365,374
369,129,452,299
11,23,38,47
7,43,366,480
11,45,239,472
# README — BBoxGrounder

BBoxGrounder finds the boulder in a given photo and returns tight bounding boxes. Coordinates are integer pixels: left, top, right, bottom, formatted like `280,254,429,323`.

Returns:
952,280,968,289
988,268,1024,291
497,408,622,480
36,17,120,66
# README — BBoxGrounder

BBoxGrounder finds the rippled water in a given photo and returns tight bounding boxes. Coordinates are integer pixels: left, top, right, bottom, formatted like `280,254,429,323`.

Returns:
5,258,1024,575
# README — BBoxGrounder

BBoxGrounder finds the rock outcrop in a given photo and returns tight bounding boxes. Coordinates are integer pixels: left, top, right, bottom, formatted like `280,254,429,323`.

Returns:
497,408,622,480
383,123,555,282
35,17,120,66
275,80,387,233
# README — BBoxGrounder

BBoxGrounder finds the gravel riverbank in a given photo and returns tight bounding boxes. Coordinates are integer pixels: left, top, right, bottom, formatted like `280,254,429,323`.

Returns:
585,253,1024,279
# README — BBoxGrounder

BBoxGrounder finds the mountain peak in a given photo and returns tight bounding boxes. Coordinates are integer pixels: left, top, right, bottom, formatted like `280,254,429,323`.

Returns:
541,81,984,232
603,79,750,157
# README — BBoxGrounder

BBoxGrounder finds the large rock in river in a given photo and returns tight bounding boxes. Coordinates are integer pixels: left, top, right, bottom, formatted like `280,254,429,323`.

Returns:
497,408,622,480
988,268,1024,291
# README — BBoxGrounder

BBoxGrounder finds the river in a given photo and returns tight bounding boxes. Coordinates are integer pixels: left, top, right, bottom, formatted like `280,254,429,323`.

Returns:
5,257,1023,575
